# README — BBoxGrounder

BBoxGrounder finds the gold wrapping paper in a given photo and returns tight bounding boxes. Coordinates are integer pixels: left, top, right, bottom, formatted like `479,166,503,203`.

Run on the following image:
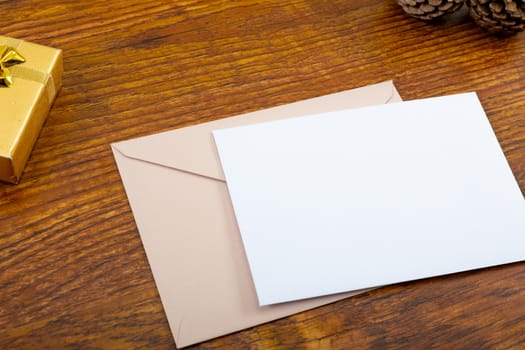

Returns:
0,36,63,184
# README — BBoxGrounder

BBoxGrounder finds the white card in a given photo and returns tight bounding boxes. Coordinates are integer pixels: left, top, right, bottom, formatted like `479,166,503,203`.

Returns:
213,93,525,306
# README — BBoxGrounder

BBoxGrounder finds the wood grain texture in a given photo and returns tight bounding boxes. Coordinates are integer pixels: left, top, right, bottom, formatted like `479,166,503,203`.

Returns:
1,1,524,349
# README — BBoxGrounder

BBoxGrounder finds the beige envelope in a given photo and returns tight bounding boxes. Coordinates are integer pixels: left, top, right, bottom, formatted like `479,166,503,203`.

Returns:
111,81,402,348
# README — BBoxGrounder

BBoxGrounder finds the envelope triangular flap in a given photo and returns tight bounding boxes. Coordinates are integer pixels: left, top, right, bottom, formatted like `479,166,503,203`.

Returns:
112,81,400,181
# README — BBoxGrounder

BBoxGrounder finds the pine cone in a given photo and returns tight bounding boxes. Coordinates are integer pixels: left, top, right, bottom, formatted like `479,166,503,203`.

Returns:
467,0,525,33
399,0,465,20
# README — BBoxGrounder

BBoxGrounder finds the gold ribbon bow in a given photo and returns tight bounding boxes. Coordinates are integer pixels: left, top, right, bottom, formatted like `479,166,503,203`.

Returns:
0,45,25,87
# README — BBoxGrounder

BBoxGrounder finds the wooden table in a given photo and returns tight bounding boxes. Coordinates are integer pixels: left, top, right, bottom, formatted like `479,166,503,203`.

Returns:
2,1,524,349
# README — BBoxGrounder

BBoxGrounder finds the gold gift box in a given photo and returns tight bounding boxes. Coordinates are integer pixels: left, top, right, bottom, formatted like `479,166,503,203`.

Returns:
0,36,63,184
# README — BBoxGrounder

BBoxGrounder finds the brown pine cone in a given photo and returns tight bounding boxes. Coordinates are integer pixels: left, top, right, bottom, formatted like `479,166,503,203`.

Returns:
399,0,465,20
467,0,525,34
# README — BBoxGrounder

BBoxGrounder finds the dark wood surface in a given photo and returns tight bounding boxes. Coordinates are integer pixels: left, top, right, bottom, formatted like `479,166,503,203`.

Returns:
1,1,524,349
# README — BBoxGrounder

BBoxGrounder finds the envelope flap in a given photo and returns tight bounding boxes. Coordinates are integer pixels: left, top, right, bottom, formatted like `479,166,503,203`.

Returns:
112,81,400,181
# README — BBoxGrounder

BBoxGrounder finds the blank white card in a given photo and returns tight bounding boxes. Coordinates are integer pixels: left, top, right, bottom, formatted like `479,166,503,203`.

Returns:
213,93,525,306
